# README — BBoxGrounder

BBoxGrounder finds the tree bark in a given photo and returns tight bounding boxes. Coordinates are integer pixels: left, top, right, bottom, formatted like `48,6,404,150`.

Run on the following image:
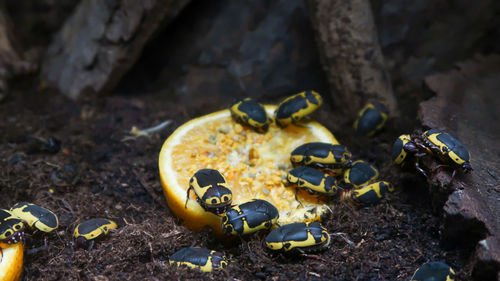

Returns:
41,0,190,99
307,0,397,116
420,55,500,281
0,4,36,101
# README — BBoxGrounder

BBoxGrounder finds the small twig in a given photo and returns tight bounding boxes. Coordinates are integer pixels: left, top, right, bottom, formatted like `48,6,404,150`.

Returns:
331,232,355,246
121,120,172,141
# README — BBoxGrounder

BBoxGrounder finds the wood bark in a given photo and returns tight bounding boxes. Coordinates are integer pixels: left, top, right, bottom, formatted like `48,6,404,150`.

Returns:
41,0,190,99
307,0,397,116
0,4,36,101
420,55,500,281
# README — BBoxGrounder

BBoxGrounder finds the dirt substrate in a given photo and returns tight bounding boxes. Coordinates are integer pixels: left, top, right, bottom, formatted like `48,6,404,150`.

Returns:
0,88,473,280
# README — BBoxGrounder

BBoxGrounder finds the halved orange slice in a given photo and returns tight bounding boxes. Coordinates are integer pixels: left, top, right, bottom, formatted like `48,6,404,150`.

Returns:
0,243,23,281
159,105,338,235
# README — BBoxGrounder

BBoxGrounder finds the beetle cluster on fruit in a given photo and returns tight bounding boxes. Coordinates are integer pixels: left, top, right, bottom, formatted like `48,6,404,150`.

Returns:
228,90,323,132
170,93,403,272
286,142,394,207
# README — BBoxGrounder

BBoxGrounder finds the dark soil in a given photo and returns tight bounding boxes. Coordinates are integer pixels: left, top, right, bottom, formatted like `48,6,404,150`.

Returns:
0,82,473,280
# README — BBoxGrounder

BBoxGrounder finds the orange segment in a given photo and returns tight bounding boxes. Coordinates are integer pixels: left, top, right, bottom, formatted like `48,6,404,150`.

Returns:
0,243,24,281
159,105,339,235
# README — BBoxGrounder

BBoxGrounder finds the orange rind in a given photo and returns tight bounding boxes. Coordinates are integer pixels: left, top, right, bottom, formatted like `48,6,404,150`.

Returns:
159,105,338,235
0,243,23,281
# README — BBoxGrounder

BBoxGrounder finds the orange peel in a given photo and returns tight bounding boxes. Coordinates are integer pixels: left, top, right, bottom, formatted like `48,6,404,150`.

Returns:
0,243,23,281
159,105,338,235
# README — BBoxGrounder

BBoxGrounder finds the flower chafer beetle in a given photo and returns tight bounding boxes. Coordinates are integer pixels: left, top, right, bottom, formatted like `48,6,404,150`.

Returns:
229,98,270,132
0,209,25,244
265,222,330,254
287,166,342,196
186,169,233,215
10,202,58,233
343,160,379,188
73,218,117,250
421,129,472,173
274,91,323,127
353,101,389,136
392,129,471,181
410,261,455,281
290,142,352,171
222,199,279,236
341,181,394,206
169,247,230,272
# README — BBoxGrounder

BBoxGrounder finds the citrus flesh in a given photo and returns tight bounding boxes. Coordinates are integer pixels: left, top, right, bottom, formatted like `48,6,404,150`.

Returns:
159,105,339,235
0,243,23,281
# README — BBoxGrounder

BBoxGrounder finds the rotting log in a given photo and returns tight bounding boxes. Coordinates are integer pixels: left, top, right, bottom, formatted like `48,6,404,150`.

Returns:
306,0,398,117
41,0,191,100
0,5,36,101
420,54,500,281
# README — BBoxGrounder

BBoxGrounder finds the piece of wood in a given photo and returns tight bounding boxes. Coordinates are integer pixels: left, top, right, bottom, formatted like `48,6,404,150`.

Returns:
421,54,500,281
41,0,190,99
0,5,36,101
306,0,398,116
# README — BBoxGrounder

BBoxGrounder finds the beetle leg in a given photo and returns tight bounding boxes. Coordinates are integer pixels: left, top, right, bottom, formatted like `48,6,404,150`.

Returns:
296,248,325,261
415,152,428,158
448,169,457,186
294,189,303,207
87,240,95,251
292,120,308,128
241,237,256,263
414,161,428,179
432,164,449,173
185,186,193,208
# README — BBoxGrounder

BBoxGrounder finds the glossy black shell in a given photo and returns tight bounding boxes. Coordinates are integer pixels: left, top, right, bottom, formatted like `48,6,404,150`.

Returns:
192,169,226,187
170,247,226,268
355,101,388,136
223,199,278,234
355,182,392,205
275,91,321,119
288,166,337,192
391,137,405,161
231,98,268,124
411,261,454,281
291,143,350,164
11,202,58,229
265,222,324,244
423,129,470,162
76,218,113,236
344,161,378,186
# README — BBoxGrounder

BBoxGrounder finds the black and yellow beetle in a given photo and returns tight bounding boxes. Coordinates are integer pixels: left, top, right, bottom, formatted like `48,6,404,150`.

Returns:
0,209,25,244
410,261,455,281
392,134,412,166
229,98,270,132
169,247,230,272
290,142,352,170
343,160,379,188
393,129,471,180
353,101,389,136
186,169,233,215
74,218,117,250
265,222,330,253
222,199,279,236
421,129,472,174
274,91,323,127
287,166,341,196
341,181,394,206
392,134,429,177
10,202,58,233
